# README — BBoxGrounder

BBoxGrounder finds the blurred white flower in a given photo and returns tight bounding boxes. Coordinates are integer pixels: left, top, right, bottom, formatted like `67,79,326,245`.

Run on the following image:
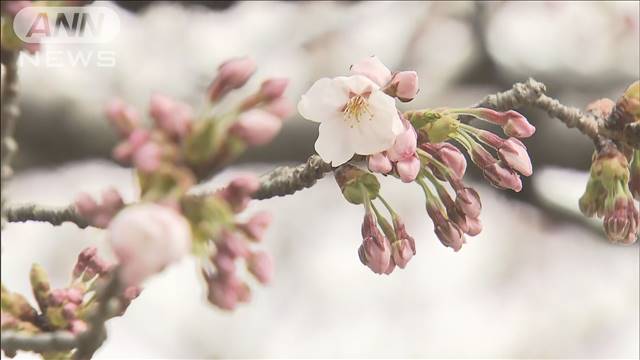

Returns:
108,203,192,285
298,75,403,165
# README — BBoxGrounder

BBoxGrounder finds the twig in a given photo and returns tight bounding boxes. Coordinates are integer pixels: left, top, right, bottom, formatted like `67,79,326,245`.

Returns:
470,78,630,147
4,203,90,228
1,50,20,230
1,331,78,354
252,154,333,200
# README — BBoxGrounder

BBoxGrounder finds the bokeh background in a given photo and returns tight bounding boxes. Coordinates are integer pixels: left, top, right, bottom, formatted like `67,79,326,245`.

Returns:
2,1,639,358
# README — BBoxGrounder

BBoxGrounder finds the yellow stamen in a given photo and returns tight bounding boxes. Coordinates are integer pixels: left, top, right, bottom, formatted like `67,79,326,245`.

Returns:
343,95,372,126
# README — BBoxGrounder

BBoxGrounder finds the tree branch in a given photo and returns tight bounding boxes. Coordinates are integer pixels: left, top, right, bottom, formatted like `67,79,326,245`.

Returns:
1,50,21,231
470,77,631,147
4,203,90,228
253,154,333,200
1,331,78,354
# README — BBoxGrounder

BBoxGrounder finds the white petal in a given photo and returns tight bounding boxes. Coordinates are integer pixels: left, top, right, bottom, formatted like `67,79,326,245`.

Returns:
348,91,402,155
315,115,355,166
338,75,380,94
297,78,349,123
350,56,392,86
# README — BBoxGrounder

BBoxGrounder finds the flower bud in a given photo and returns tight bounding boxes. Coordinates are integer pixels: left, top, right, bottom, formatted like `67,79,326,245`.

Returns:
108,204,192,286
472,109,535,138
208,57,256,102
359,236,392,274
396,156,421,183
217,230,249,258
483,162,523,192
465,216,482,236
239,211,272,242
426,202,465,251
259,78,289,101
133,142,163,173
74,193,98,220
264,97,293,119
212,251,236,276
218,174,260,213
112,128,150,163
422,143,467,180
149,94,193,140
350,56,392,86
455,186,482,219
617,81,640,124
387,125,417,161
387,71,419,102
392,238,415,269
206,276,238,311
230,109,282,146
368,152,393,174
497,138,533,176
586,98,616,118
604,197,639,245
247,251,274,284
105,98,139,137
69,320,88,335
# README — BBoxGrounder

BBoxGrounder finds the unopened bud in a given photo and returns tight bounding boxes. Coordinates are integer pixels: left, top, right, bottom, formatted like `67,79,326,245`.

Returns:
259,78,289,101
392,238,415,269
230,109,282,146
208,57,256,102
386,71,419,102
368,152,393,174
247,251,274,284
396,156,421,183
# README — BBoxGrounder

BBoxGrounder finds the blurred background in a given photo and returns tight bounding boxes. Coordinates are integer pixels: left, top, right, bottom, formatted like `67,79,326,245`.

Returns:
2,1,639,358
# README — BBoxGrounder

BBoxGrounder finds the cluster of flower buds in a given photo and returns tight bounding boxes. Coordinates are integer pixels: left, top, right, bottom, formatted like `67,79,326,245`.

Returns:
74,187,125,228
609,81,640,147
97,57,286,309
335,165,416,274
301,56,535,269
579,144,639,244
182,174,273,310
1,250,139,357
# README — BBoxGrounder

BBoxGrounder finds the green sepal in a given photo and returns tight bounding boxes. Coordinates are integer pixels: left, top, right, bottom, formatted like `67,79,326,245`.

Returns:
334,165,380,205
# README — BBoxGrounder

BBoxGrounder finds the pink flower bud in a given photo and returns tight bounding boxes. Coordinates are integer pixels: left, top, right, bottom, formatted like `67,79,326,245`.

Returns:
105,98,139,137
388,71,419,102
212,251,236,276
65,288,84,305
350,56,392,86
69,320,88,335
423,143,467,180
247,251,274,284
472,109,535,138
387,125,417,161
483,162,523,192
359,236,392,274
149,94,193,139
219,174,261,213
392,238,415,269
498,138,533,176
62,303,78,320
435,222,465,252
217,230,249,258
465,216,482,236
604,197,639,245
208,57,256,102
108,204,192,286
455,187,482,219
112,129,150,163
239,211,272,242
368,152,392,174
206,275,239,310
75,193,98,219
264,97,293,119
502,111,536,139
230,109,282,146
49,289,66,307
259,78,289,101
396,156,421,183
133,142,163,173
101,187,125,212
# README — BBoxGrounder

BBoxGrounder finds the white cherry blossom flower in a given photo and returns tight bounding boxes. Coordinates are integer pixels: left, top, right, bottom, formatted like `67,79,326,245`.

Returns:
298,74,403,166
